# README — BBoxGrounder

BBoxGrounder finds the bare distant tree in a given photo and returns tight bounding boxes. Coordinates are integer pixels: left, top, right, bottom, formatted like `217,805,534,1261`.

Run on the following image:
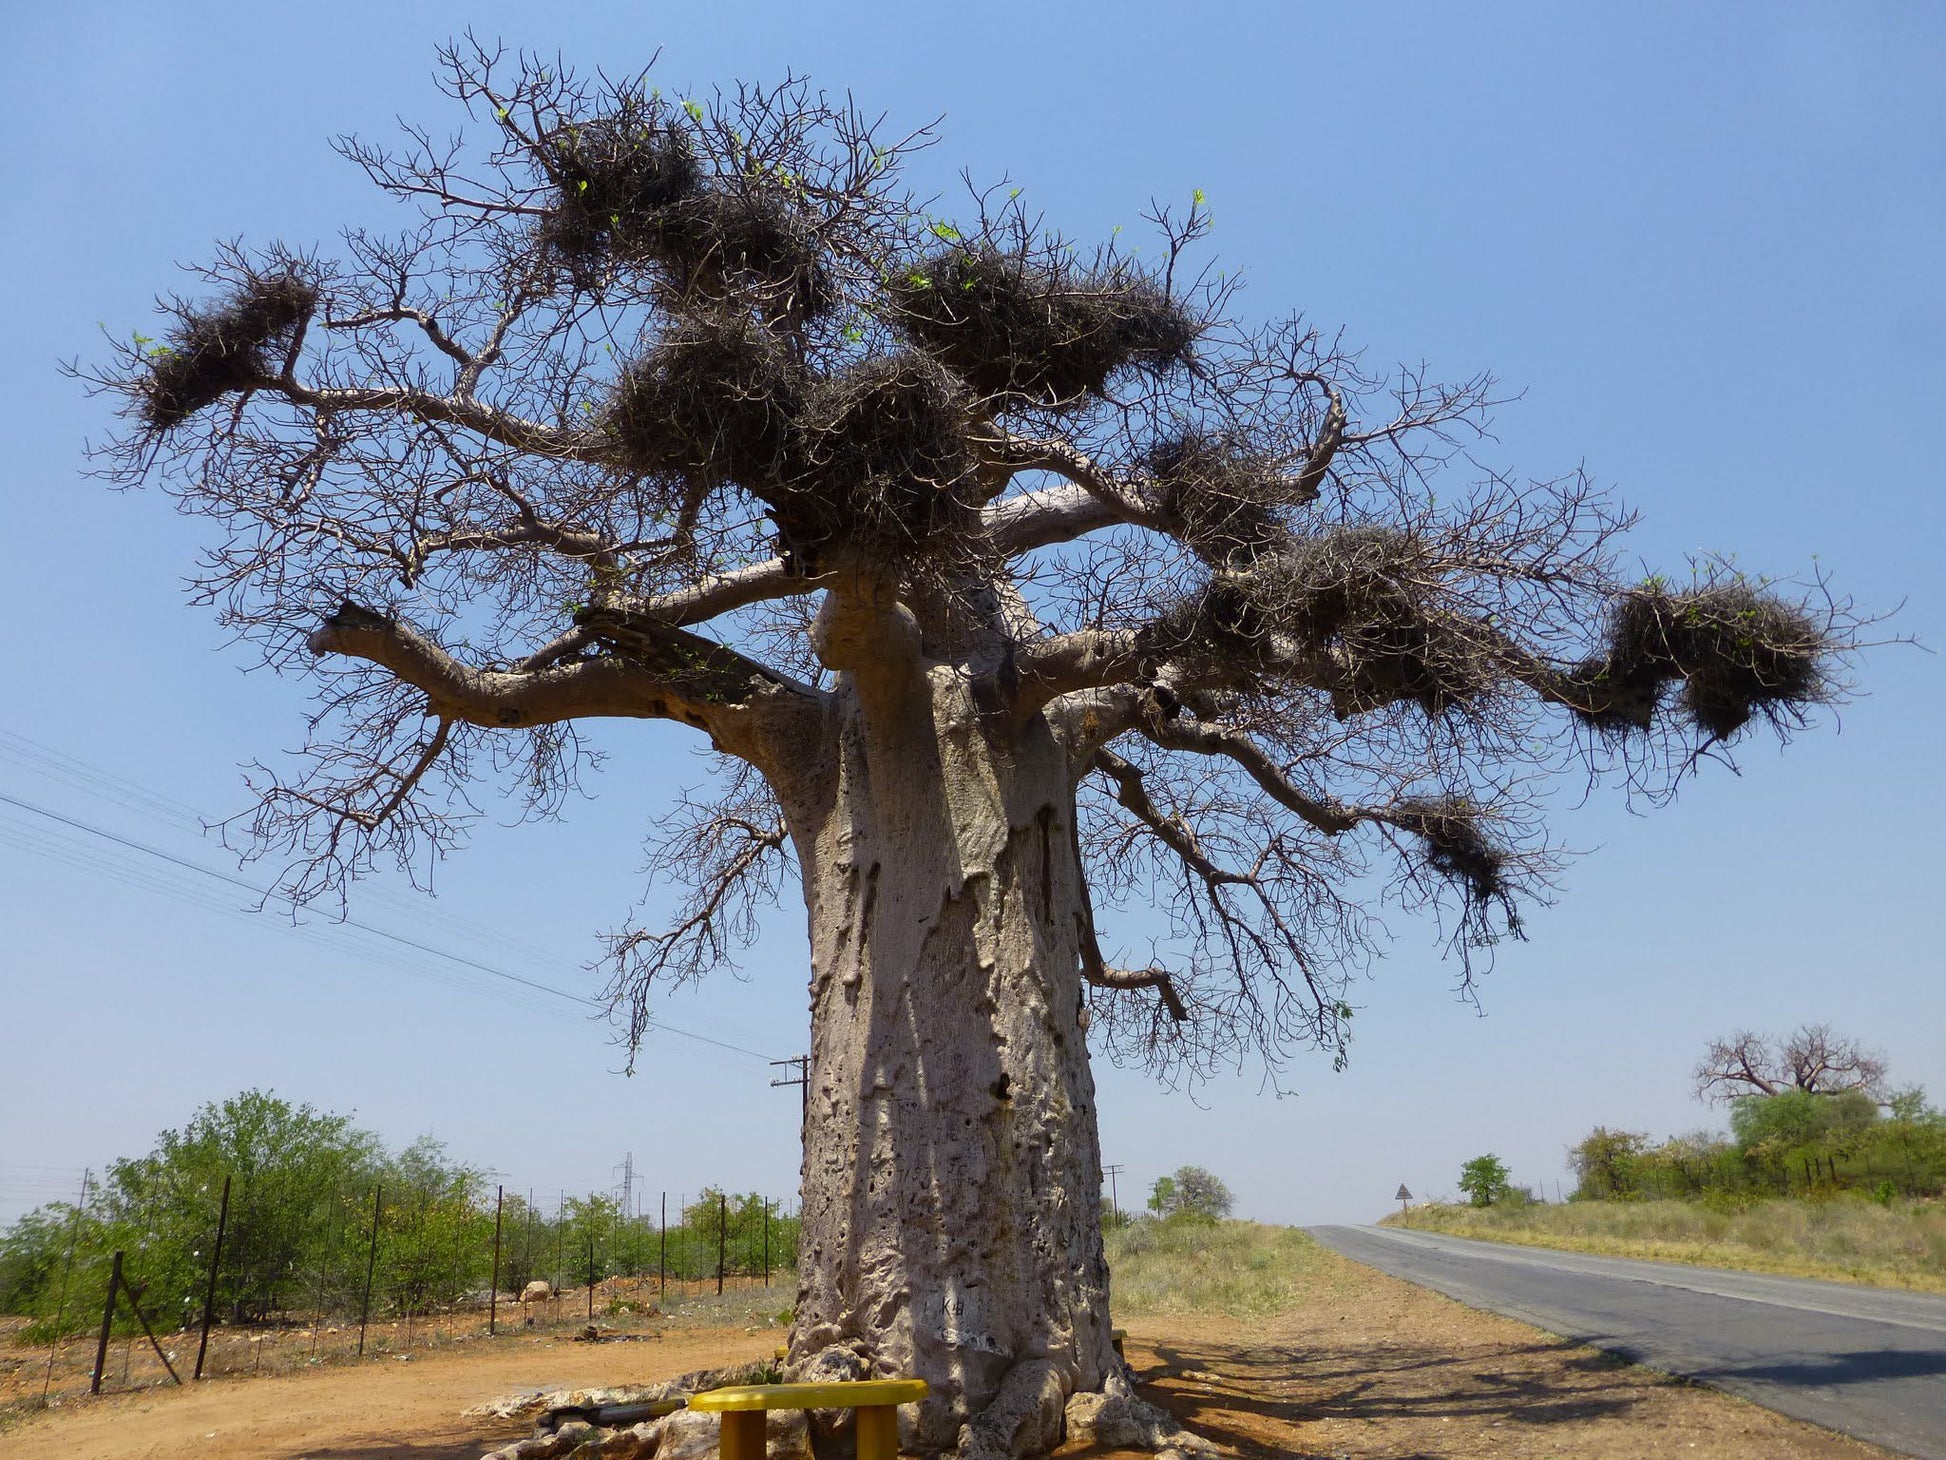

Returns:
1694,1024,1890,1104
81,41,1858,1458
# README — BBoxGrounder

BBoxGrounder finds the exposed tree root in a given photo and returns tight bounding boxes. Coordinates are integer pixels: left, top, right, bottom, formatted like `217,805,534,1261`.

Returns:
1062,1369,1223,1459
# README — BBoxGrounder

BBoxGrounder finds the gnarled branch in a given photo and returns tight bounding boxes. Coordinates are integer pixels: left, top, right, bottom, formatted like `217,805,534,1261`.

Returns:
307,600,814,756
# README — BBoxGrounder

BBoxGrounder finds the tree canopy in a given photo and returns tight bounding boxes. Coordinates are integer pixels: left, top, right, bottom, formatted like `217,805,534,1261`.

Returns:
80,40,1858,1087
1146,1166,1235,1222
1694,1024,1891,1105
1458,1154,1513,1207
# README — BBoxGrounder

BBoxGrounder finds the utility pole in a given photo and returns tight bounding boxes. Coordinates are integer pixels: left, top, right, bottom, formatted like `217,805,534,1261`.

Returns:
770,1056,809,1129
1101,1164,1124,1218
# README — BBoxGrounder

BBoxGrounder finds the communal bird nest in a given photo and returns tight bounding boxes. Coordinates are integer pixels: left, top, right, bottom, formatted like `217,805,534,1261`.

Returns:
1147,527,1496,716
774,351,979,567
538,109,830,319
887,244,1199,406
643,186,835,322
538,111,703,264
603,308,806,491
1387,797,1517,924
1573,581,1830,740
1249,528,1492,716
138,272,318,431
1146,431,1294,566
604,321,977,572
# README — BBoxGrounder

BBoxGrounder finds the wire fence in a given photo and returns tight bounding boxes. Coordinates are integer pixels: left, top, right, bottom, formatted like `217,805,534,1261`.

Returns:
2,1179,797,1414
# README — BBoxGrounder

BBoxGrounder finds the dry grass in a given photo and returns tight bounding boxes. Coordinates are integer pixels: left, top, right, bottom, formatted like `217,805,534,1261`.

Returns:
1105,1218,1358,1319
1385,1195,1946,1293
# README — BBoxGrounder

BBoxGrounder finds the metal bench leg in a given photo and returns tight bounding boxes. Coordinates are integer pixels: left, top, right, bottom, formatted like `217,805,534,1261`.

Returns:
856,1403,900,1460
719,1408,766,1460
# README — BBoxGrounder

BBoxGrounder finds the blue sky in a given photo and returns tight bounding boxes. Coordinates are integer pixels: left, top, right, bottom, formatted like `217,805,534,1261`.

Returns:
1,1,1940,1229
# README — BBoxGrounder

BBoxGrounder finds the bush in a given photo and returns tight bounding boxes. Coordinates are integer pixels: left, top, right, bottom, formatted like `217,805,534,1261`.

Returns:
1146,1166,1235,1223
1458,1155,1512,1207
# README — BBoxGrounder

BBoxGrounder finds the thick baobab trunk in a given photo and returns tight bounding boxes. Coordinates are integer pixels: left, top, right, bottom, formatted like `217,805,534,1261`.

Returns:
778,660,1120,1459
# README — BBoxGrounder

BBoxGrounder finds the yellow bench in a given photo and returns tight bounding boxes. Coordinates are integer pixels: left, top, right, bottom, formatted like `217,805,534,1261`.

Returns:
689,1379,928,1460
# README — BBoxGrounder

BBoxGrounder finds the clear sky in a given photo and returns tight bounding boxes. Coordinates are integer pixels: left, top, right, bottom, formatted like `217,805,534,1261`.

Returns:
2,1,1940,1230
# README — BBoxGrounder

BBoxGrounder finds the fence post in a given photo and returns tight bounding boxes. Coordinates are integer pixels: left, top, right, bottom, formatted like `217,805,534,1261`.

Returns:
763,1199,770,1286
587,1234,596,1323
659,1192,667,1299
90,1250,124,1395
717,1193,727,1296
357,1184,382,1358
192,1174,232,1381
489,1186,505,1336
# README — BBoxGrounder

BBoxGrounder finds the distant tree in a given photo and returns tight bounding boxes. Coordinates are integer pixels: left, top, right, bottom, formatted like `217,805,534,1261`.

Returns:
560,1192,622,1282
83,39,1858,1454
1567,1127,1648,1201
378,1136,488,1309
1147,1166,1234,1223
1694,1024,1890,1105
108,1090,385,1322
1887,1087,1933,1123
1458,1154,1512,1207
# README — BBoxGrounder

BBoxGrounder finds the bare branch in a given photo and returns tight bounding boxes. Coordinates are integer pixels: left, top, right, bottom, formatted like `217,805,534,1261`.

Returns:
602,774,793,1058
306,599,809,743
1694,1025,1891,1104
1138,712,1357,835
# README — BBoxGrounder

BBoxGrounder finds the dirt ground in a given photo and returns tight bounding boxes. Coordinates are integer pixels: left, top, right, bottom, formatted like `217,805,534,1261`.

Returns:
0,1249,1897,1460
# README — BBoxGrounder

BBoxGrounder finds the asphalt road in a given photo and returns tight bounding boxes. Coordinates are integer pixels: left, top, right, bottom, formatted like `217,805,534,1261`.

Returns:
1308,1225,1946,1458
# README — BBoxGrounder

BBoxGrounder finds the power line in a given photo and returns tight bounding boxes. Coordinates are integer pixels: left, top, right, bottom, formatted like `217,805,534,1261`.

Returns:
0,788,779,1063
0,727,572,970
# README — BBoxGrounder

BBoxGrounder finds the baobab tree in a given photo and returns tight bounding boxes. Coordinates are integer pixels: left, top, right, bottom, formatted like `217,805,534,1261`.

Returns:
86,42,1854,1458
1695,1025,1891,1105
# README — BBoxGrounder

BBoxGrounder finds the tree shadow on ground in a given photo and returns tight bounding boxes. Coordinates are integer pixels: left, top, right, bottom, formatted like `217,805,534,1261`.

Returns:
1104,1332,1646,1459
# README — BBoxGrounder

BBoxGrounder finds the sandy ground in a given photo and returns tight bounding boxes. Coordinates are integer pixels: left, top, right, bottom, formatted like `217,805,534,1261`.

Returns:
0,1248,1899,1459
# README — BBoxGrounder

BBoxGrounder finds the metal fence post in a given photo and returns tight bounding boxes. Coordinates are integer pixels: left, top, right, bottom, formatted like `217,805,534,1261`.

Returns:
717,1193,727,1296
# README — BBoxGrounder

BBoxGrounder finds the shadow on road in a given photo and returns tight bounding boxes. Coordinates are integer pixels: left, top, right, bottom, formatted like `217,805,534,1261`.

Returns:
1690,1347,1946,1389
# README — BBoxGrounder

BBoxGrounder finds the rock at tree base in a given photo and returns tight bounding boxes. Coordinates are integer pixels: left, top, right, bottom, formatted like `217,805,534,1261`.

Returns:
1063,1373,1221,1459
481,1408,811,1460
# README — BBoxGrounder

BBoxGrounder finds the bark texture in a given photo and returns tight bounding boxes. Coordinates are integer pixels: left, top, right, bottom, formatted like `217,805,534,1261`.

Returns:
775,659,1117,1457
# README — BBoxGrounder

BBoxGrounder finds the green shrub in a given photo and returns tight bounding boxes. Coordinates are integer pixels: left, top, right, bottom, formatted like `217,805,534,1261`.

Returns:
1459,1155,1512,1207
